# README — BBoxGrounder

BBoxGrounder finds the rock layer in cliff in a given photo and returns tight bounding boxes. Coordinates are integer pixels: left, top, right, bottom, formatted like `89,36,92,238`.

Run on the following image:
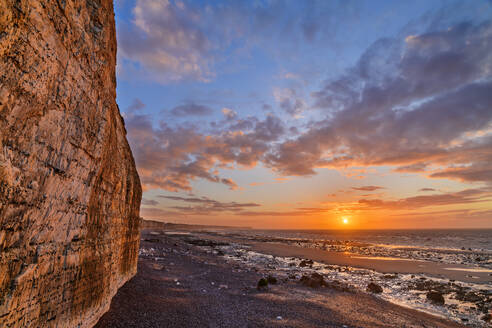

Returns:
0,0,142,327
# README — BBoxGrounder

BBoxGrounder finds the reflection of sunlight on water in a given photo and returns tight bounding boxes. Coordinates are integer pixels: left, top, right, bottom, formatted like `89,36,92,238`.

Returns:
350,255,427,262
444,267,492,273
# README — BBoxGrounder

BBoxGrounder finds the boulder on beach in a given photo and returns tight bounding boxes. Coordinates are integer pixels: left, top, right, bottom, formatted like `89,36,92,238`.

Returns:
300,273,326,288
257,278,269,290
383,274,397,279
267,275,278,284
299,259,314,267
367,282,383,294
186,239,229,247
456,291,481,303
426,291,445,305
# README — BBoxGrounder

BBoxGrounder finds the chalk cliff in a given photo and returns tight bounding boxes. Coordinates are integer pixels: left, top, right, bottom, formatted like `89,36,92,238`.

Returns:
0,0,141,327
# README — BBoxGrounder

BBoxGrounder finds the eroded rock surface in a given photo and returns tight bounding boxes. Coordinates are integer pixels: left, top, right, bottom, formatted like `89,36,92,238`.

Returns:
0,1,141,327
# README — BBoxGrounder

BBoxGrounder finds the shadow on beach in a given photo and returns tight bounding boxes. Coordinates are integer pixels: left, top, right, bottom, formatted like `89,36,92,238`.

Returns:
95,229,466,328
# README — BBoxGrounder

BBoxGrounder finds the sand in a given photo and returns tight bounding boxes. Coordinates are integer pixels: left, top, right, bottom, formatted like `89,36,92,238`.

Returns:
94,230,465,328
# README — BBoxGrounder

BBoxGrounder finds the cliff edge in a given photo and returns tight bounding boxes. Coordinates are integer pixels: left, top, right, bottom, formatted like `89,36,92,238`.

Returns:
0,1,142,327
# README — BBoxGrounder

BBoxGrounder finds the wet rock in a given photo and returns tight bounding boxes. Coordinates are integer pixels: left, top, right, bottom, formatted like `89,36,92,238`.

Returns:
267,275,278,284
367,283,383,294
257,278,268,291
299,259,314,267
456,291,481,303
481,314,491,322
186,239,229,247
409,279,455,295
300,273,326,288
144,238,160,243
383,274,397,279
426,291,445,305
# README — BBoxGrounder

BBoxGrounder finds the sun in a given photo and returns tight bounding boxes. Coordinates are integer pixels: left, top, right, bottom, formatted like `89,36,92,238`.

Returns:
342,217,349,224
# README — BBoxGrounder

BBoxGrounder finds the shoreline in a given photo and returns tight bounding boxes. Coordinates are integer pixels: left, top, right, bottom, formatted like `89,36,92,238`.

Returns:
249,241,492,283
95,228,471,328
186,230,492,283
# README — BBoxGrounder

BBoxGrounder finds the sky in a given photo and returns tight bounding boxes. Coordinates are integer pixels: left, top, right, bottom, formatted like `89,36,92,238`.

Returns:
113,0,492,229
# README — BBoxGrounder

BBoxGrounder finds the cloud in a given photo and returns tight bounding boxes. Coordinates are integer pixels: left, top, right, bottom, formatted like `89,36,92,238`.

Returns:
237,207,331,217
124,98,146,115
394,162,428,173
141,198,159,206
142,195,333,219
122,12,492,195
387,208,492,225
170,104,213,117
158,195,260,215
117,1,364,83
222,108,237,120
430,164,492,182
125,102,286,191
161,195,259,207
352,186,385,192
265,20,492,184
140,207,184,219
273,87,306,116
357,188,492,210
118,0,212,82
419,188,436,192
283,72,301,80
252,114,285,141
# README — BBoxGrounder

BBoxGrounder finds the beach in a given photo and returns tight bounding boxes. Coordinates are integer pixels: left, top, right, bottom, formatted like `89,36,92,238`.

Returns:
94,226,490,327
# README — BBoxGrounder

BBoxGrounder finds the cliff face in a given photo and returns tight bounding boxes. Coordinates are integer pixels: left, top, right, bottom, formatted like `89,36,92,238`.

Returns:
0,1,141,327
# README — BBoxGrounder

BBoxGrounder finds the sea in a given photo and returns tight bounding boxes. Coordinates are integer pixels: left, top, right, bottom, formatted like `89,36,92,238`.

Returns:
238,229,492,269
259,229,492,252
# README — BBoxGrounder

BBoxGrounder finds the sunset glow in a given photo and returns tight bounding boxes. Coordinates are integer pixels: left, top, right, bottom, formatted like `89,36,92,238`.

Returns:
114,0,492,230
3,1,492,327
